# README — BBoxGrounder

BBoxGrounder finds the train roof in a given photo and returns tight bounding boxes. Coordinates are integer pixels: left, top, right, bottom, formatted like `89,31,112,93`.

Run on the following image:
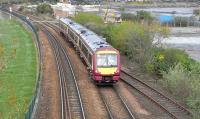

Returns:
60,17,112,52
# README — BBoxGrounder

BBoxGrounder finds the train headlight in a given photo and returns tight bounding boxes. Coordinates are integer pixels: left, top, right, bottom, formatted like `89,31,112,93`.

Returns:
95,70,99,73
115,69,120,74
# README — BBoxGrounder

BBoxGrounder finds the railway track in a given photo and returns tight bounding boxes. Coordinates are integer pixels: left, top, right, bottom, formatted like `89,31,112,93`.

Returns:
39,23,85,119
42,21,193,119
120,67,193,119
98,86,136,119
42,22,137,119
28,15,193,119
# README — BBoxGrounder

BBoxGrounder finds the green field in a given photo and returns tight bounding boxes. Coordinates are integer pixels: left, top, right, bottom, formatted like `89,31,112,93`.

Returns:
0,20,37,119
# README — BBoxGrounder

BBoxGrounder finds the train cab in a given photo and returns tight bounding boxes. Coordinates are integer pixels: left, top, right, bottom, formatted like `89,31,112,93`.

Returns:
93,48,120,83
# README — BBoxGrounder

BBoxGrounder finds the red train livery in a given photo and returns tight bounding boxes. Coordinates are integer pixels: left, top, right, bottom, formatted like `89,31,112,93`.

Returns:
59,18,121,84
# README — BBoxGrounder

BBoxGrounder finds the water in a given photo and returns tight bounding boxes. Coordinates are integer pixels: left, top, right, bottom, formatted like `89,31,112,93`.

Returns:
144,7,194,14
162,36,200,62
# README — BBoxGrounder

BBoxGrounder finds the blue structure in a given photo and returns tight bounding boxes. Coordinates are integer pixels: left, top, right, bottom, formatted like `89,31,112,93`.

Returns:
159,15,174,23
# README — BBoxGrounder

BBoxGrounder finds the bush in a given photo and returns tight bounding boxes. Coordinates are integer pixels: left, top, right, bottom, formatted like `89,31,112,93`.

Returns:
36,3,54,15
121,13,137,21
162,64,191,99
72,12,103,26
18,6,24,12
146,48,191,75
136,10,154,24
172,17,188,27
72,13,105,36
193,9,200,16
162,62,200,116
121,11,154,24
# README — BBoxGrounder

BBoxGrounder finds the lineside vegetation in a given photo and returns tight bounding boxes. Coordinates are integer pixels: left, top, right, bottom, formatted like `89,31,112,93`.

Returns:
72,12,200,117
0,20,37,118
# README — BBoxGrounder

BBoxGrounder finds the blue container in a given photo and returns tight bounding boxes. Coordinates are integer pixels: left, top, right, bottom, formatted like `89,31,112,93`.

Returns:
159,15,174,23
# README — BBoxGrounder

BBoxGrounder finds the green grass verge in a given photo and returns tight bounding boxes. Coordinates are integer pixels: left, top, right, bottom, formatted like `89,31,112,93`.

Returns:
0,19,37,119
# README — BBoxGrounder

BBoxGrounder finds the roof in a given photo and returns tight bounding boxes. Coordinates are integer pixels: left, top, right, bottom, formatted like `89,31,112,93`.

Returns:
60,17,112,52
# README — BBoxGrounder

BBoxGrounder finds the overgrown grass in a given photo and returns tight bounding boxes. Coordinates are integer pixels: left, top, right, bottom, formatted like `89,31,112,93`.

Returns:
0,20,37,119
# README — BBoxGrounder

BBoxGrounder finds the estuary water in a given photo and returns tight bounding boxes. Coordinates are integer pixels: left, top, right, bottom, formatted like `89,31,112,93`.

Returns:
161,27,200,62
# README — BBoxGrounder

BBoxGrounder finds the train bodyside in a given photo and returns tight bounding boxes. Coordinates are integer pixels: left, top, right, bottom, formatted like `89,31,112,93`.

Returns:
59,18,120,83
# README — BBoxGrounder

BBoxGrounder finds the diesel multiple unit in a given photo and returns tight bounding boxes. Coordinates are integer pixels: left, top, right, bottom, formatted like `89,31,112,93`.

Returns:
59,18,121,84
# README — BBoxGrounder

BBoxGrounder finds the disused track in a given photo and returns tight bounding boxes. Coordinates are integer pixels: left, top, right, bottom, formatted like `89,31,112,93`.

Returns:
38,23,85,119
121,67,193,119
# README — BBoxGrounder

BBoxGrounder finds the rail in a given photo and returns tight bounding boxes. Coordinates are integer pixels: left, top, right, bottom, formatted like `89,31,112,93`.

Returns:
121,67,193,119
40,23,86,119
99,86,136,119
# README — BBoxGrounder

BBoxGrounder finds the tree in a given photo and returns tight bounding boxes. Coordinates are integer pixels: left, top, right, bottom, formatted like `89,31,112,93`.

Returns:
36,3,54,15
136,10,154,24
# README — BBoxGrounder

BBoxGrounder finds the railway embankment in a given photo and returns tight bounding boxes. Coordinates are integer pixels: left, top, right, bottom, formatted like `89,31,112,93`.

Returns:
0,12,37,118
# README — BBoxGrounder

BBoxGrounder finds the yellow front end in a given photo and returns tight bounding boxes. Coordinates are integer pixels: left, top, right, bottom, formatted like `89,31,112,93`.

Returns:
97,67,117,75
94,50,120,83
96,50,118,75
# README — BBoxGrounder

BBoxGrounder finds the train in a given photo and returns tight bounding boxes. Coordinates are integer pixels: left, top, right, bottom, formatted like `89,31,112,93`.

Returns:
59,17,121,84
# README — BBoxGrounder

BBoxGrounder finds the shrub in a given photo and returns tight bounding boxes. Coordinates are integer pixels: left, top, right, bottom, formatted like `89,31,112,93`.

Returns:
121,13,137,21
172,17,188,27
193,9,200,16
36,3,54,15
147,48,191,75
119,7,125,12
186,62,200,119
18,6,24,12
121,11,154,24
162,62,200,116
72,12,103,26
136,10,154,24
162,64,191,100
102,21,153,55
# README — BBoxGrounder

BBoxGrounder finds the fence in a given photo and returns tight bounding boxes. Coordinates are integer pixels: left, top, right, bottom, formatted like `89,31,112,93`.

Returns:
0,8,43,119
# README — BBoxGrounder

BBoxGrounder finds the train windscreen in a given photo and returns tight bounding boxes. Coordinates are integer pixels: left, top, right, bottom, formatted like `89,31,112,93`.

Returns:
97,54,117,68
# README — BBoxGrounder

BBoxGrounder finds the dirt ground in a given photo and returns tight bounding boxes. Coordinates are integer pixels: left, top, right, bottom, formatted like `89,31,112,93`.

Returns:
33,30,60,119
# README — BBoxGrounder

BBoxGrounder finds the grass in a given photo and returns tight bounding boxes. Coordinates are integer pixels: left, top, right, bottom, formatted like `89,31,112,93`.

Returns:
0,19,37,119
125,1,146,5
